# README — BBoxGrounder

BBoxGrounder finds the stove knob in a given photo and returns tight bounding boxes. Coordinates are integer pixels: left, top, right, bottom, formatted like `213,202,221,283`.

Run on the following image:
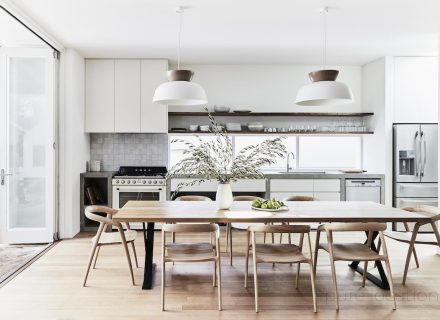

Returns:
132,180,136,184
148,180,152,184
142,180,146,184
127,180,130,184
153,180,157,184
115,179,119,184
121,180,125,184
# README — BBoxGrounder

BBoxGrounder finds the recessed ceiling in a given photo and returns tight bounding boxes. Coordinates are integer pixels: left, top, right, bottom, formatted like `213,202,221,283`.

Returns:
9,0,440,65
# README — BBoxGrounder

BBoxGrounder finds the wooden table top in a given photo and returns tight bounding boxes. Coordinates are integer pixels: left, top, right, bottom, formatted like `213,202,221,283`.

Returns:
112,201,432,223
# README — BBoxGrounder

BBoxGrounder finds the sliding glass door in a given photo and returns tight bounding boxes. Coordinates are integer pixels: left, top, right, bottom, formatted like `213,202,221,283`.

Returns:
0,48,56,244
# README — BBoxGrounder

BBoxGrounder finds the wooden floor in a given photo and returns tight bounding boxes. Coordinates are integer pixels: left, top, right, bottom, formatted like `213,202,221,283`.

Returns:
0,229,439,319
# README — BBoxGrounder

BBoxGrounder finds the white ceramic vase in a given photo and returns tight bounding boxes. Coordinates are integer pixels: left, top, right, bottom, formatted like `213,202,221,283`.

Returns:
216,183,233,210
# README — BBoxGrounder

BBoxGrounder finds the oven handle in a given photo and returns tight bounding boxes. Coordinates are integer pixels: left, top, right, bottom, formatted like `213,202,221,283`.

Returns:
114,187,163,191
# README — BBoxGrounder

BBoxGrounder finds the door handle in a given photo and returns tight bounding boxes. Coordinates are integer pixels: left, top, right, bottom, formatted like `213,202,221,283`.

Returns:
1,169,13,186
415,131,420,176
422,132,427,177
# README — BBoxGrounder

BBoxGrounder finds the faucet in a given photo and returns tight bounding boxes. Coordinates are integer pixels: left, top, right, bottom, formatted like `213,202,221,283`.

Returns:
286,152,295,172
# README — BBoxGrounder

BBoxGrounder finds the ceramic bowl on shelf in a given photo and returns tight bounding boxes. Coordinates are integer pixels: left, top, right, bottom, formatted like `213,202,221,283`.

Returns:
226,123,242,132
213,105,230,113
247,122,264,132
189,125,199,132
200,125,210,132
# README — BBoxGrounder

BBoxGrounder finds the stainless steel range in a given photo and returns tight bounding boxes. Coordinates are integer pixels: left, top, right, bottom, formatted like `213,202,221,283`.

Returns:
112,166,167,214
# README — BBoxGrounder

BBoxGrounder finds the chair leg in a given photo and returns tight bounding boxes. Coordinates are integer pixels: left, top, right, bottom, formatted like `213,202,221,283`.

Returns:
309,261,317,313
295,262,301,289
161,260,165,311
213,261,216,287
329,256,339,311
225,223,230,253
130,242,139,268
83,223,105,287
229,223,233,266
403,224,420,285
362,261,368,287
244,231,250,288
117,224,135,285
253,260,259,313
384,258,397,310
92,245,101,269
217,258,222,311
313,231,321,278
412,247,420,268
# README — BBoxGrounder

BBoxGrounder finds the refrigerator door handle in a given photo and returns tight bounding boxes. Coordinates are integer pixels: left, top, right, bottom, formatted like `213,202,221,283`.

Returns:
422,131,427,177
415,131,420,177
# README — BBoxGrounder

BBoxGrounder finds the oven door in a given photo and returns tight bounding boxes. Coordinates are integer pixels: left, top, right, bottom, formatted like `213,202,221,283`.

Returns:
112,186,165,209
112,185,166,230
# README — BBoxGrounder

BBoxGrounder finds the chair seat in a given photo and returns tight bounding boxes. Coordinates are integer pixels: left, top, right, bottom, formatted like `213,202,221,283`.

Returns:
165,242,216,262
93,230,137,245
384,230,439,245
319,243,383,261
254,243,309,264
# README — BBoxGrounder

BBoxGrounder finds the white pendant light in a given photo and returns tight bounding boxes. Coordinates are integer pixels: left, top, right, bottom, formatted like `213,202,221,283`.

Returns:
153,7,207,106
296,7,353,106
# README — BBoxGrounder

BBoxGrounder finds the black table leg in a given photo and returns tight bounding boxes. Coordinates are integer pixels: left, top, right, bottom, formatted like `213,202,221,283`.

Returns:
349,231,390,290
142,222,156,290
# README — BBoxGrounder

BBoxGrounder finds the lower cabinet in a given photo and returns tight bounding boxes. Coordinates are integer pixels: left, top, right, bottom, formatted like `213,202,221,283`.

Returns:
270,178,341,201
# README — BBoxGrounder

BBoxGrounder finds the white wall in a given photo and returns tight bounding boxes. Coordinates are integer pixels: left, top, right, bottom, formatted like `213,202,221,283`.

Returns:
362,57,394,205
59,49,90,238
169,65,362,112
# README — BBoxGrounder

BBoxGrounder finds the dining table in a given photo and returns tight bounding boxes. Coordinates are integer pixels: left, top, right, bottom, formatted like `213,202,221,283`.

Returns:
112,200,432,290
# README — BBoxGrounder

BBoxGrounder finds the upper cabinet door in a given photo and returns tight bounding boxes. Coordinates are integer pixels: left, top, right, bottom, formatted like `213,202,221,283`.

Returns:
393,57,439,123
115,60,141,132
85,60,115,132
141,60,168,133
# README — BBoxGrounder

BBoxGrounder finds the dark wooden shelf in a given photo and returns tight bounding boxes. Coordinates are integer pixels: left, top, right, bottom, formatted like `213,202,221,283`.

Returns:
168,131,374,135
168,112,374,117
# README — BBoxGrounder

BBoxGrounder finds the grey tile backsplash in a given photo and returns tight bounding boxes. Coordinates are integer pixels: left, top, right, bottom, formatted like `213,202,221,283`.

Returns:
90,133,168,171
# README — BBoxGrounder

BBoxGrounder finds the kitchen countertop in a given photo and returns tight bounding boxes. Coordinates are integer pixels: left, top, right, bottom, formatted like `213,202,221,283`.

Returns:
171,172,384,180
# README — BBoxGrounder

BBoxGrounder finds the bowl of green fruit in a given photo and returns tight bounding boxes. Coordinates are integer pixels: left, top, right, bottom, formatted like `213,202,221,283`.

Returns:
251,198,288,212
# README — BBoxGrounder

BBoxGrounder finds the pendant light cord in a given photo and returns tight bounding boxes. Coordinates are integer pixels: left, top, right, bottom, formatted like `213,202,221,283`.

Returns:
177,7,183,70
321,6,328,70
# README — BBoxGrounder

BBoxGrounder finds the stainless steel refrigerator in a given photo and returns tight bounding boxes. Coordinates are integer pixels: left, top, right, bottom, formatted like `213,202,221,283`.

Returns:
393,123,438,231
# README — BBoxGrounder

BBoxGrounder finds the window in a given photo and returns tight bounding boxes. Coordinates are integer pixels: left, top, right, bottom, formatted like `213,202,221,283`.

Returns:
234,136,296,171
298,136,362,169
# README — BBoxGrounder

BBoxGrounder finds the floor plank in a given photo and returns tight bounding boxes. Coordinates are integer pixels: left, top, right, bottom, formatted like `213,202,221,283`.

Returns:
0,229,439,319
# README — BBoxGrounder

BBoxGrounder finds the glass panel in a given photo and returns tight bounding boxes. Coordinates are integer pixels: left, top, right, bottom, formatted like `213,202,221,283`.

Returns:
298,136,362,169
8,57,47,228
234,135,296,171
118,192,160,208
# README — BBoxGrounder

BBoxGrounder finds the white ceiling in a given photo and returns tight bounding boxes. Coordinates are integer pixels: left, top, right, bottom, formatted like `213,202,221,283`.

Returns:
8,0,440,65
0,8,43,47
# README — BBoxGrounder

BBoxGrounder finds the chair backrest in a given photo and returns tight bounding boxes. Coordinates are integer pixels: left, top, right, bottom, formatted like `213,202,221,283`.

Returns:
84,205,115,225
324,222,386,232
174,195,212,201
248,224,310,234
283,195,316,201
233,195,259,201
403,205,440,222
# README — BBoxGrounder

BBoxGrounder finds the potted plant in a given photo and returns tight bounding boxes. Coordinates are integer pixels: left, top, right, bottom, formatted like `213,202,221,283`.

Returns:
166,109,287,210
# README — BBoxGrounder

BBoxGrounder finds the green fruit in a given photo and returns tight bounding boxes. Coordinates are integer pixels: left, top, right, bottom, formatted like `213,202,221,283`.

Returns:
261,203,267,209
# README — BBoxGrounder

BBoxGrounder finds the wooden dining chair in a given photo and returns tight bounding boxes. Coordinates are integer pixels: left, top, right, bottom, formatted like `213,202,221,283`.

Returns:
173,195,212,243
225,195,259,266
83,206,138,286
314,222,396,310
244,224,317,313
161,223,222,311
380,205,440,285
278,195,317,244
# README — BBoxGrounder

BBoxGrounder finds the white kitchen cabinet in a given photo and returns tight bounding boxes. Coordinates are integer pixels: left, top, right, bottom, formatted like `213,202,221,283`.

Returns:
115,60,141,132
313,179,341,192
141,60,168,133
270,192,314,200
85,60,115,132
393,57,438,123
170,179,266,192
85,59,168,133
270,179,314,192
